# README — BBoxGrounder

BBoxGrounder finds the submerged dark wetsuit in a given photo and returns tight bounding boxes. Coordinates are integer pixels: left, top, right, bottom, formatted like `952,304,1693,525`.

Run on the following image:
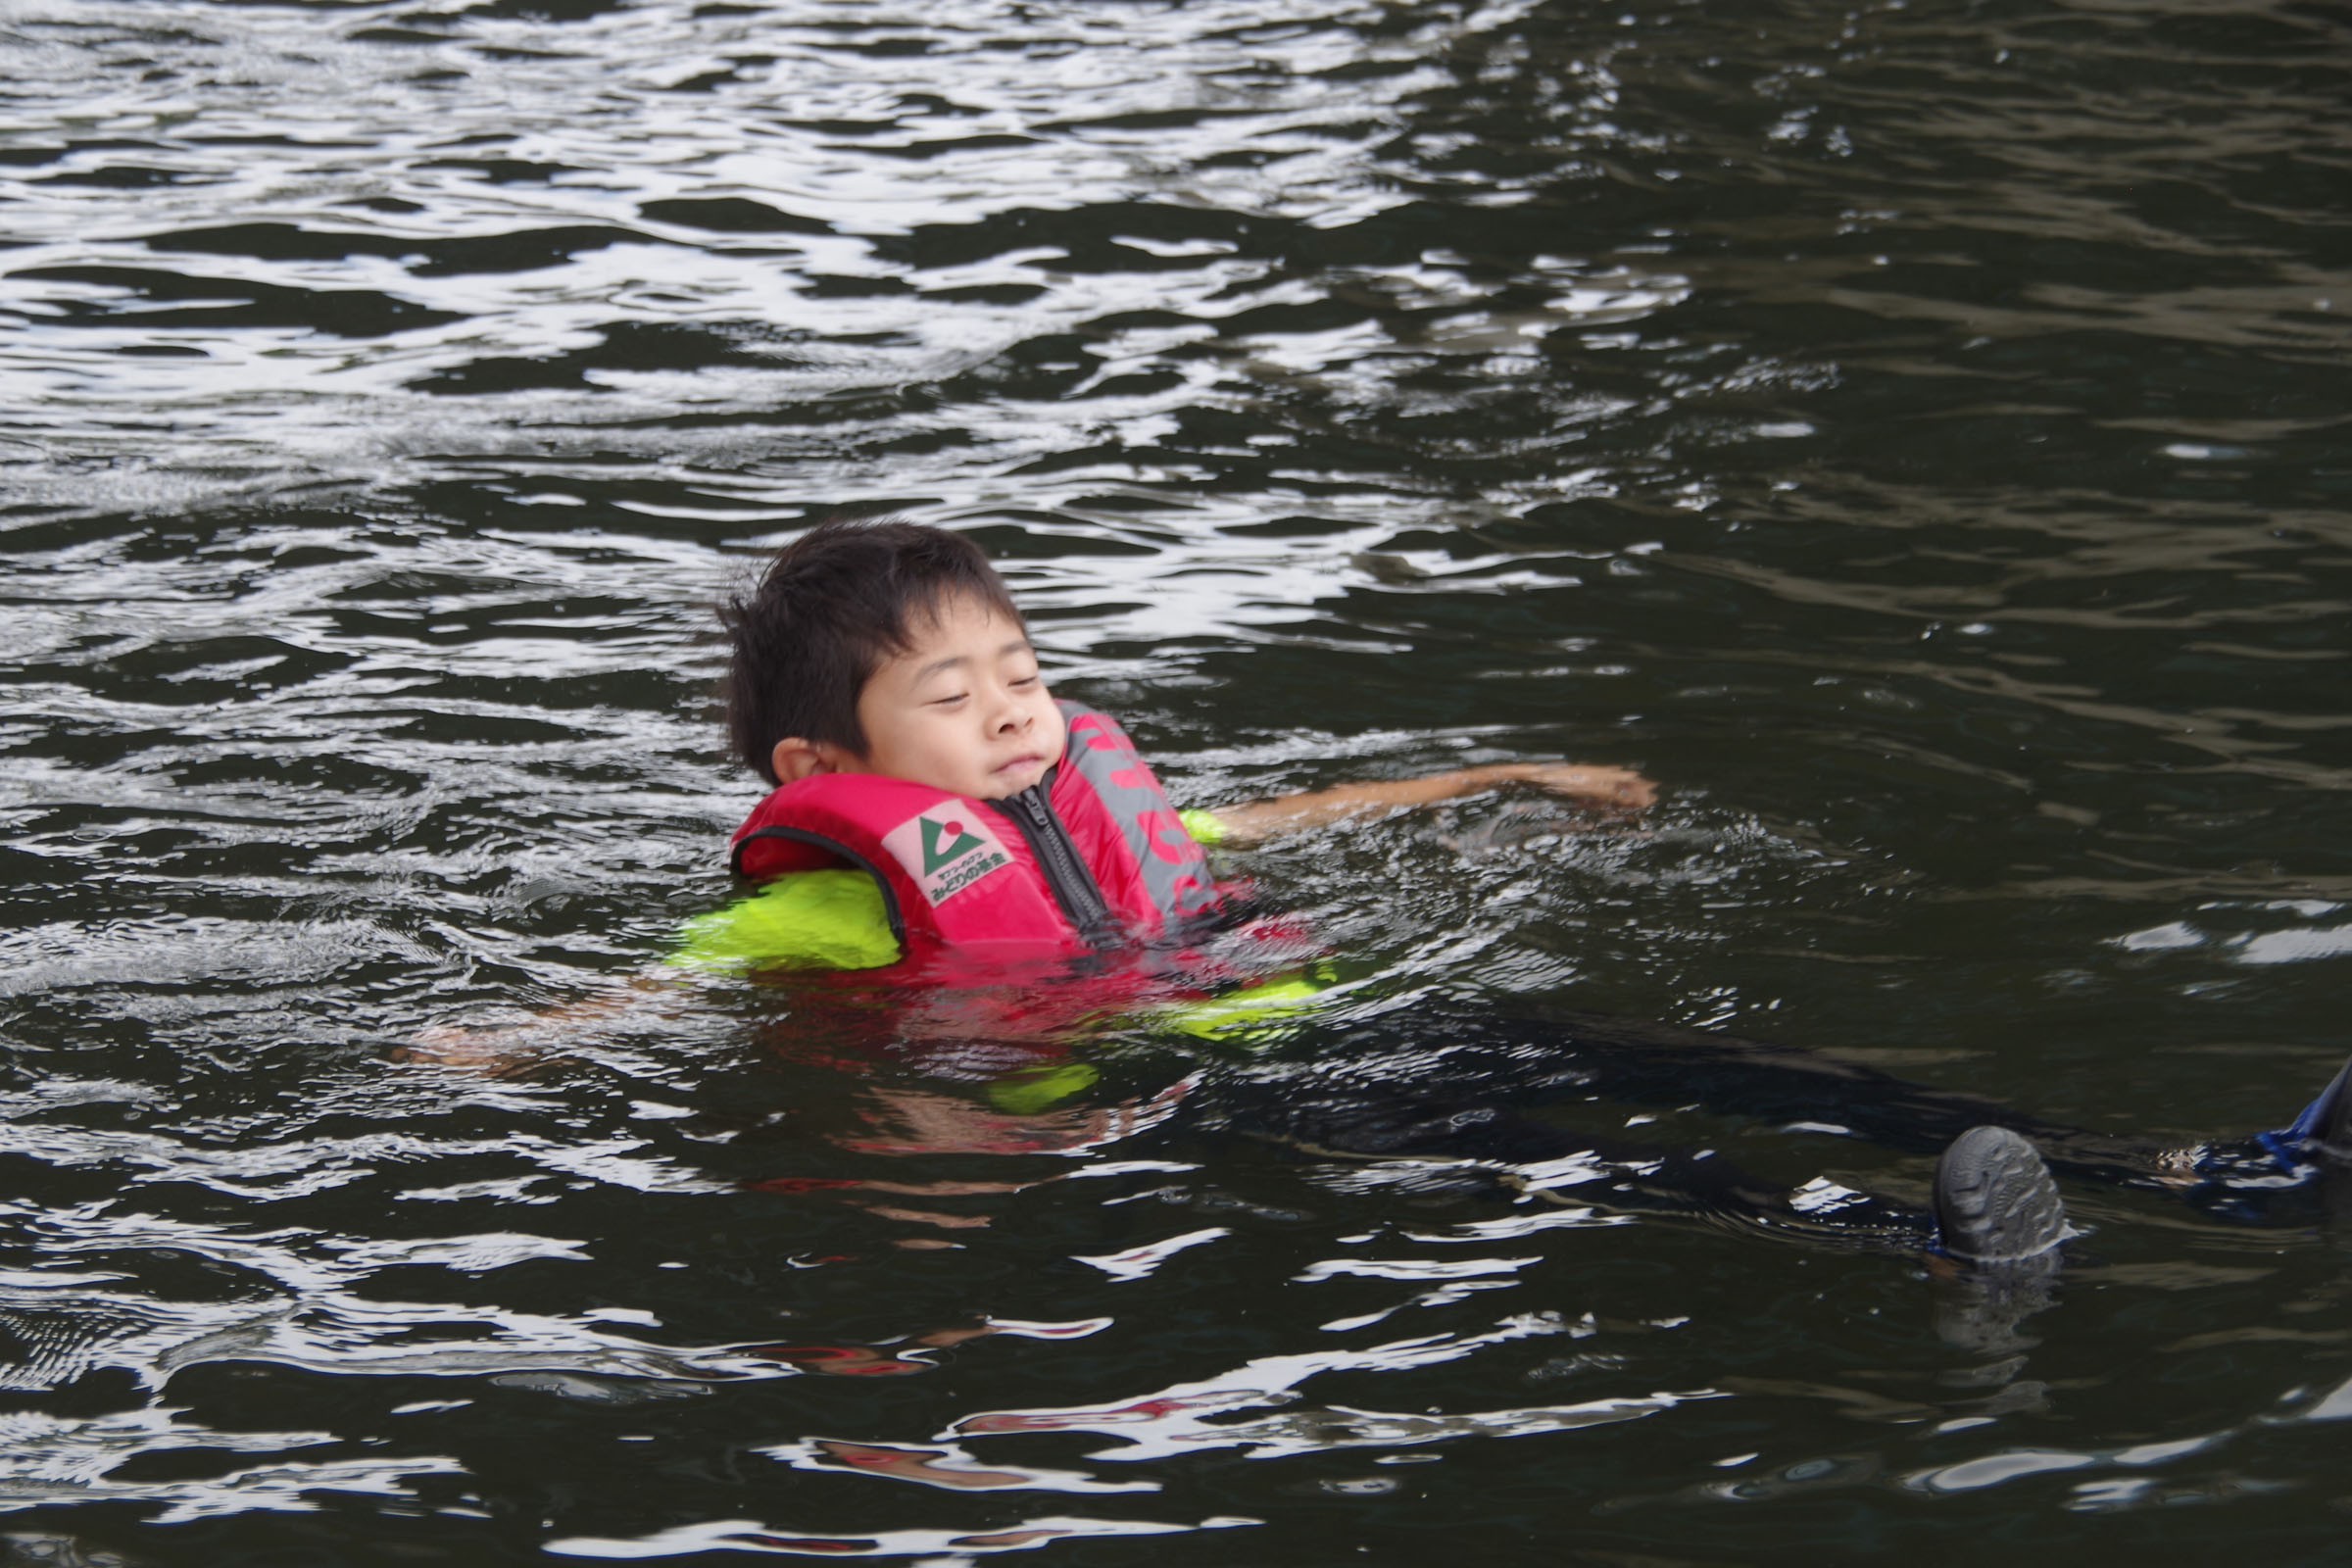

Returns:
1196,1007,2304,1246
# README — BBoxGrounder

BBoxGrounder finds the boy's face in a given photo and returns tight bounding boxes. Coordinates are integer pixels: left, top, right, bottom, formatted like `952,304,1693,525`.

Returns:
845,594,1065,800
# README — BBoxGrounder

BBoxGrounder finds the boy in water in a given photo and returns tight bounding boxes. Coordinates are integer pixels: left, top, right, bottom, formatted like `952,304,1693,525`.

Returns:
681,516,1655,973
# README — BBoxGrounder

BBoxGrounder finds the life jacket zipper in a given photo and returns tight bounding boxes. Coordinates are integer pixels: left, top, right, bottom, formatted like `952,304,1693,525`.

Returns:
989,767,1116,945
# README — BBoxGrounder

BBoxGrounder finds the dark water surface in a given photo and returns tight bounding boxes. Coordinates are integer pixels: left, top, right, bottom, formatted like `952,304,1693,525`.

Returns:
5,0,2352,1559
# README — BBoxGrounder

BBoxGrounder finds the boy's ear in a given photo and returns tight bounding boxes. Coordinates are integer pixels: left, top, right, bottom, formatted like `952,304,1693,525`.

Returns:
771,736,848,784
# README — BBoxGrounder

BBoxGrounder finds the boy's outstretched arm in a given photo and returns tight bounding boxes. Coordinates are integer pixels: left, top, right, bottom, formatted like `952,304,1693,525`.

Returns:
1204,761,1655,846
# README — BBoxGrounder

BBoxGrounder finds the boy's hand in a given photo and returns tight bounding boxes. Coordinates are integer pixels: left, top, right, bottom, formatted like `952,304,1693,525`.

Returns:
402,1024,552,1075
1498,762,1656,812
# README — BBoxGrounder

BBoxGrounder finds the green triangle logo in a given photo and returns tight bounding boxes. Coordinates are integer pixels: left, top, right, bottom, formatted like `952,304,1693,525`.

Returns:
920,816,985,875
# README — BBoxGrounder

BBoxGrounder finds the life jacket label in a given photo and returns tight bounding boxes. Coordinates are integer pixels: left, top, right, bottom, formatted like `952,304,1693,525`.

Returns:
881,806,1014,906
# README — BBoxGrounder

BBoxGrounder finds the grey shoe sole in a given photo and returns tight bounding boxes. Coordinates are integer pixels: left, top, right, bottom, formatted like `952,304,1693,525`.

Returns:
1934,1126,2068,1263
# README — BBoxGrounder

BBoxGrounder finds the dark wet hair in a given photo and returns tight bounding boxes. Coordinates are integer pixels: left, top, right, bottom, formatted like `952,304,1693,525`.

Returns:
721,518,1024,785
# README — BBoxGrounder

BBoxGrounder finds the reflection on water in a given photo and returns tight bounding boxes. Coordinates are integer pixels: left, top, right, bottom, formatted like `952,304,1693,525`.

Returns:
4,0,2352,1558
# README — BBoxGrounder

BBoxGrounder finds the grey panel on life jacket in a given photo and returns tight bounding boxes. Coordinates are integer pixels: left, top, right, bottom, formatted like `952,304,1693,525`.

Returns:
1055,703,1216,926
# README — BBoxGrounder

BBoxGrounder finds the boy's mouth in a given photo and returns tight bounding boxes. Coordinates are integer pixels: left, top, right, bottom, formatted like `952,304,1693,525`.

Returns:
992,752,1049,787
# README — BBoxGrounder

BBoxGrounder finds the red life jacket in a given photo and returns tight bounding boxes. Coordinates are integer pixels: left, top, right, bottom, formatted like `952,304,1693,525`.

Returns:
728,703,1219,958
